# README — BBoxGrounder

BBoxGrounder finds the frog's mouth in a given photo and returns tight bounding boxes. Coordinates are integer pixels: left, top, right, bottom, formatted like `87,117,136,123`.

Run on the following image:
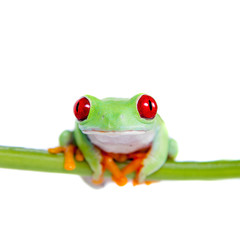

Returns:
82,130,148,135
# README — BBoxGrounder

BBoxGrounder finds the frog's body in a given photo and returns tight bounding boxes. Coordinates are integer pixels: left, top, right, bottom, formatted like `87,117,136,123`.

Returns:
49,94,178,186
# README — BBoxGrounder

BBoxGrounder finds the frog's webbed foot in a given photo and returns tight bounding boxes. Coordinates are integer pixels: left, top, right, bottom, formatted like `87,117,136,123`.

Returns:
101,152,128,186
48,144,84,171
121,151,155,186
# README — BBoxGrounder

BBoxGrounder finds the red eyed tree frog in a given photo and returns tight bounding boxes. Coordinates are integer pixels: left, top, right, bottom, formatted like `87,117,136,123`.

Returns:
49,94,178,186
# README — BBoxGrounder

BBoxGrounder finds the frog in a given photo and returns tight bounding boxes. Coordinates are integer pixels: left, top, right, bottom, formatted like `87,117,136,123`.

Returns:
48,93,178,186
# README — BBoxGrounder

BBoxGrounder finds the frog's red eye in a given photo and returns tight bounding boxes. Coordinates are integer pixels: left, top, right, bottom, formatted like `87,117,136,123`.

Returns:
73,97,91,121
137,95,157,119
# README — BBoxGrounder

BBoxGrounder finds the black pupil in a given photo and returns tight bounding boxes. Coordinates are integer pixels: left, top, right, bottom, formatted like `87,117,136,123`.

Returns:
148,100,152,111
76,102,80,112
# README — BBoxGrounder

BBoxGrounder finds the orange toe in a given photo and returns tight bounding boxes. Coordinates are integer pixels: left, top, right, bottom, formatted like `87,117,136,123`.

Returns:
63,144,76,171
112,175,128,186
132,178,141,186
92,177,104,185
75,149,84,162
48,146,65,154
64,162,76,171
145,180,157,185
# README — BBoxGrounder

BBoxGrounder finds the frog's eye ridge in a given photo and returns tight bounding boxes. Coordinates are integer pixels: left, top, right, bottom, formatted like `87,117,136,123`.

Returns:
73,97,90,121
137,95,157,119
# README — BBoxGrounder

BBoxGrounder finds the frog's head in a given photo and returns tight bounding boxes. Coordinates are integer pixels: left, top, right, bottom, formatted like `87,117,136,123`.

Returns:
73,94,159,134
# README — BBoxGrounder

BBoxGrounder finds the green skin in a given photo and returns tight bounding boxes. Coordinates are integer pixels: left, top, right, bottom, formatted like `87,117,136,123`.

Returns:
59,93,178,183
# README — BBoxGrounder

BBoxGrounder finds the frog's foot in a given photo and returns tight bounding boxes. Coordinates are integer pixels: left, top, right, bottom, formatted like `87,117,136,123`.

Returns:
132,178,157,186
101,153,128,186
48,144,84,171
122,151,152,186
144,180,157,185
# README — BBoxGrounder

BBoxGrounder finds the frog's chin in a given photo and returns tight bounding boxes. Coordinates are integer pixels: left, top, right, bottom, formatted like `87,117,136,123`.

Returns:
81,129,155,153
81,130,148,135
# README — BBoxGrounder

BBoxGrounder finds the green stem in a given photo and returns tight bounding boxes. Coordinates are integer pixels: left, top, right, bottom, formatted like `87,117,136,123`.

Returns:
0,145,240,181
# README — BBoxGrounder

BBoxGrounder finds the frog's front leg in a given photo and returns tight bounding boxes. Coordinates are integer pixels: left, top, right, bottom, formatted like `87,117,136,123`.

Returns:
73,123,128,186
48,130,84,170
73,124,103,182
135,122,169,184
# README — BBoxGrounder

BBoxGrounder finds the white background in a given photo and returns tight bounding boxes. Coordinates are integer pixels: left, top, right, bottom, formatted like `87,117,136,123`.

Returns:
0,0,240,239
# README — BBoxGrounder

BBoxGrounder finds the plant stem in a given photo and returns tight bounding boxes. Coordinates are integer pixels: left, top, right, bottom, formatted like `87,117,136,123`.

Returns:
0,145,240,181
